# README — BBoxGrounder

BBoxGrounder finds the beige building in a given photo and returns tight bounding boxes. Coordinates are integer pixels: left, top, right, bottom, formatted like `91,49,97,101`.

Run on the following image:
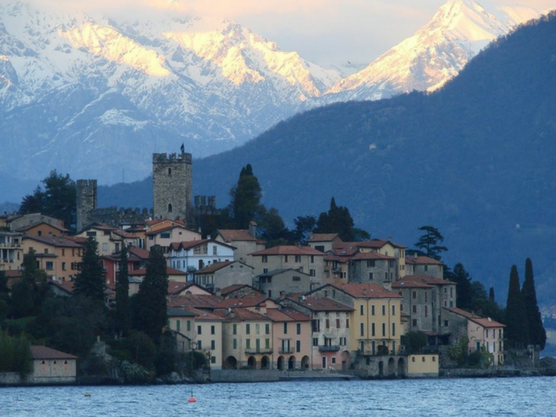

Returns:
145,221,201,252
444,307,505,366
29,346,77,384
257,268,313,299
0,231,23,272
407,354,439,377
392,279,434,333
249,245,325,284
194,260,254,292
214,223,265,265
21,235,83,282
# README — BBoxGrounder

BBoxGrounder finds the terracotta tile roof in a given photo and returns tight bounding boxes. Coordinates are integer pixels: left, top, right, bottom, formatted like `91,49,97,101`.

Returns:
217,229,257,242
214,295,269,309
340,283,402,299
30,346,78,360
323,253,350,263
187,307,225,321
168,282,195,295
335,239,405,250
402,275,454,286
129,267,186,277
350,252,395,261
167,306,197,317
48,280,75,293
308,233,340,242
167,294,223,309
258,268,310,278
22,235,83,248
250,245,324,256
86,222,117,232
219,284,252,296
112,229,137,239
169,239,235,251
266,308,311,322
128,246,150,260
445,307,505,328
17,221,69,233
145,224,191,236
195,260,251,274
392,280,433,289
218,307,269,322
406,256,444,265
295,296,353,312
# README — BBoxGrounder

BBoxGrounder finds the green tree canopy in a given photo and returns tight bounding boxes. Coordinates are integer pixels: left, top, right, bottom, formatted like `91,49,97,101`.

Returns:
522,258,546,350
228,164,262,229
115,245,132,336
19,170,76,230
73,237,105,304
505,265,529,347
315,197,356,242
134,245,168,344
412,225,448,260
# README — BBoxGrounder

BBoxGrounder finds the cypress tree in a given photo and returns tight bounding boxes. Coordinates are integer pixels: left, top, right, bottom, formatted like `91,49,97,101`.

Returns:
73,237,105,304
134,245,168,344
505,265,529,347
229,164,262,229
449,263,474,310
522,258,546,350
115,245,132,336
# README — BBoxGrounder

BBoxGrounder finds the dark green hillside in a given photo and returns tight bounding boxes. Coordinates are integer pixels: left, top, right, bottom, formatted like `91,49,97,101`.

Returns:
102,12,556,301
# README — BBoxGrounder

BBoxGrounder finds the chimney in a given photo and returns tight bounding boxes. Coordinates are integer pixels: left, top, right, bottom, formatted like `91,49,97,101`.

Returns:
249,221,257,238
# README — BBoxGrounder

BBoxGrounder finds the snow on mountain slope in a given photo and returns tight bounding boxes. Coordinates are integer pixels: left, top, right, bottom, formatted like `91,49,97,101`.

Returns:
0,1,340,185
322,0,541,102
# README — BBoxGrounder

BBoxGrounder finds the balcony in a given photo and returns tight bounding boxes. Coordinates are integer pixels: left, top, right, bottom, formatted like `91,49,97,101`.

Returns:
319,345,340,352
279,348,294,354
245,348,273,354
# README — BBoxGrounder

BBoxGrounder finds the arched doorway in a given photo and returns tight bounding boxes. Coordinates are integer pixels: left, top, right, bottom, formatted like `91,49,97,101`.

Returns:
225,356,237,369
277,356,285,370
288,356,296,370
261,356,270,369
247,356,257,369
301,356,310,369
341,350,351,370
387,357,395,377
397,357,405,377
378,361,384,377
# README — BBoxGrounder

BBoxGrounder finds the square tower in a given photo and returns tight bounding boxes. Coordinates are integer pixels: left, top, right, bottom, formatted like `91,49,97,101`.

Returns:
76,179,97,232
152,152,192,222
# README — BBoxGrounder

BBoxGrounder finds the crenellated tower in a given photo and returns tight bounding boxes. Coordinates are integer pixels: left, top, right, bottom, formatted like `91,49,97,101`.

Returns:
76,179,97,232
152,152,192,222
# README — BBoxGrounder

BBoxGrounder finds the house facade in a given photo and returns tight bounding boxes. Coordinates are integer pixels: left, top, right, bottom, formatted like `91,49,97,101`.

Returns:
168,239,235,274
29,346,77,384
256,268,313,299
214,223,265,265
0,231,23,272
194,261,254,292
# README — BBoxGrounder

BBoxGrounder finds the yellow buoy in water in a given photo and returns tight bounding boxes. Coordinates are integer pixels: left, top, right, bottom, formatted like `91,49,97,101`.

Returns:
84,393,91,397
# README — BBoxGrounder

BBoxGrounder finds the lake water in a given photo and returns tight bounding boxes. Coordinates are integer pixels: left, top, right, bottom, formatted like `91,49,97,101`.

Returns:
1,377,555,417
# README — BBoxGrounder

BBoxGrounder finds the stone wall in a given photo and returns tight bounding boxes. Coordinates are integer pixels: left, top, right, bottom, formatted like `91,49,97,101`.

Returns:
152,152,192,222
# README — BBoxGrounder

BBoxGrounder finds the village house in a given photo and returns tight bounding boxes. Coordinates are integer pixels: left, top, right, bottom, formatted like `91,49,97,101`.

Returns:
444,307,505,366
249,245,325,284
14,221,68,238
167,306,197,352
101,246,150,286
348,251,398,285
0,231,23,272
320,283,403,357
256,268,313,299
391,278,435,334
168,239,235,274
406,254,445,279
190,308,225,370
75,223,141,257
307,233,343,253
214,222,265,265
194,260,254,292
281,294,353,370
145,220,201,252
29,345,78,384
7,213,66,233
266,307,312,370
21,235,83,282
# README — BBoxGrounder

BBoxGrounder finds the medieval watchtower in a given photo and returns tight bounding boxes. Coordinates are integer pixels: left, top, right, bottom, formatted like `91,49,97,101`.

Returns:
152,152,192,222
76,179,97,232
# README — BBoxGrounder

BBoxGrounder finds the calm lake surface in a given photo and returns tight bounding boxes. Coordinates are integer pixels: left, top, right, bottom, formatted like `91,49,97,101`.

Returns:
1,377,555,417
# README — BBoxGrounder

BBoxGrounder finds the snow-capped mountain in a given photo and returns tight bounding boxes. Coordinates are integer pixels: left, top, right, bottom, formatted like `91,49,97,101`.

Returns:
0,0,545,191
0,1,340,186
320,0,540,103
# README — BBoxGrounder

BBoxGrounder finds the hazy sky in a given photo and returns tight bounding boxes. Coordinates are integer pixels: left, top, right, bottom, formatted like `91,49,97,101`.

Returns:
27,0,556,67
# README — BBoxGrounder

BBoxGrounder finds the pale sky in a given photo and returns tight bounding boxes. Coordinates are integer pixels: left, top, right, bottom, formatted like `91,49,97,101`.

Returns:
26,0,556,67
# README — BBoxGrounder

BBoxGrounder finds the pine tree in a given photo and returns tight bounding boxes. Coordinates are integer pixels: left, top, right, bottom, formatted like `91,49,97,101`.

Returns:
229,164,262,229
505,265,529,347
115,245,132,336
522,258,546,350
414,225,448,261
315,197,355,241
134,245,168,344
73,237,105,304
449,263,474,310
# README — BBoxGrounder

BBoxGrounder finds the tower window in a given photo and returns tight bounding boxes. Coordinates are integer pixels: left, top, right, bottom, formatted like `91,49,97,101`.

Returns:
168,203,173,213
168,168,172,176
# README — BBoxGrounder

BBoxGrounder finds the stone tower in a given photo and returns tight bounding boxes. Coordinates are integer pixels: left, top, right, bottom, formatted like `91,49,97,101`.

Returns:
76,179,97,232
152,152,192,222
